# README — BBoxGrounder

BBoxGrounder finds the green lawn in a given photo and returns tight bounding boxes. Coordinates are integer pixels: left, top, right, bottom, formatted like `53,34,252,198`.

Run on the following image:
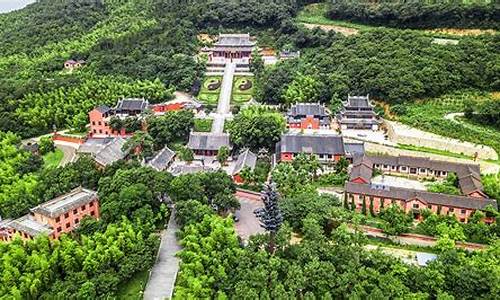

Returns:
296,3,374,31
43,149,63,169
115,269,149,299
232,76,254,105
194,118,213,132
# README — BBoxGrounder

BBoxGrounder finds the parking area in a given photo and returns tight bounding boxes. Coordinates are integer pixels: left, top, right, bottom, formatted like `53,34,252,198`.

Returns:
234,196,264,240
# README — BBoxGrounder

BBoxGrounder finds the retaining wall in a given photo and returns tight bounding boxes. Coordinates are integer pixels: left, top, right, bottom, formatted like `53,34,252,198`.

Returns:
384,120,498,160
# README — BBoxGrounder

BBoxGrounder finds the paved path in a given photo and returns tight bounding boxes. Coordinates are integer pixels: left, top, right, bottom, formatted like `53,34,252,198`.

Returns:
55,144,76,167
210,62,235,134
143,211,181,300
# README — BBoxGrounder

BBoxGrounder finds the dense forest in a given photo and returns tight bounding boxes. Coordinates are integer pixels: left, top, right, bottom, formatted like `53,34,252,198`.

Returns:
256,29,499,105
327,0,500,29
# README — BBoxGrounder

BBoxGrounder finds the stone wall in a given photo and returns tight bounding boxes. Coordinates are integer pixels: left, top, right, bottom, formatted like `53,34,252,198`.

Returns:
384,120,498,160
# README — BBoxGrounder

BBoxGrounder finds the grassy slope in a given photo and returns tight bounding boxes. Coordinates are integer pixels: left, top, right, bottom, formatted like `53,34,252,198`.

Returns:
42,149,63,169
115,269,149,299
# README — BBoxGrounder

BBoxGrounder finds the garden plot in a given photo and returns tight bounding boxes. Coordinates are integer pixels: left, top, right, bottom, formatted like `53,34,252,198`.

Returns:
197,76,222,105
231,76,254,105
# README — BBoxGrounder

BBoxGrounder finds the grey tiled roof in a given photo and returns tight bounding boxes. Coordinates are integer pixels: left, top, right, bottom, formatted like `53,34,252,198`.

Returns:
95,105,111,114
279,133,345,155
147,146,175,171
287,103,328,117
78,137,115,155
350,156,373,183
31,187,98,219
458,173,484,195
8,215,53,237
115,98,149,112
345,182,496,210
94,137,127,166
344,142,365,157
232,149,257,175
169,165,215,176
346,95,372,108
215,34,255,47
187,132,232,151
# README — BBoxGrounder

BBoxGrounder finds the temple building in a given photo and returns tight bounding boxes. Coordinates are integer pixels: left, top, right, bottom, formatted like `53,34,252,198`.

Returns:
89,98,149,138
277,133,365,165
0,187,100,242
232,149,257,183
205,33,255,61
337,95,380,130
287,103,330,130
346,155,496,223
187,132,232,157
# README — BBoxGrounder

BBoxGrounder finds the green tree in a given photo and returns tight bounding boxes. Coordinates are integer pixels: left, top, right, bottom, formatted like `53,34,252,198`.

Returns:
217,146,230,166
379,204,413,236
227,106,285,151
283,73,323,105
39,136,55,155
177,146,194,164
122,131,154,160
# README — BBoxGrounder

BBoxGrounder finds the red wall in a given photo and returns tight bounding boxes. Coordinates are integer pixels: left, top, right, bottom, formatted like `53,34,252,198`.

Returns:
52,133,86,145
152,102,184,113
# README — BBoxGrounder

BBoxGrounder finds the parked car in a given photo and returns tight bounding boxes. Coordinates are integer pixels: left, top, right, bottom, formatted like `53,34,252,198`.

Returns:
233,211,240,222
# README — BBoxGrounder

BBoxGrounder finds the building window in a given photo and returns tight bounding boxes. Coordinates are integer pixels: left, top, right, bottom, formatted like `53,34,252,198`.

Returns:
449,208,454,213
99,129,102,134
427,205,432,209
64,213,69,219
420,168,426,172
413,203,419,209
460,218,466,223
89,201,94,207
93,129,97,133
75,218,79,224
65,223,70,228
461,209,466,214
105,131,108,135
401,167,407,171
55,216,60,222
90,211,95,216
82,205,86,211
98,121,102,126
73,209,77,214
57,227,62,233
104,122,108,126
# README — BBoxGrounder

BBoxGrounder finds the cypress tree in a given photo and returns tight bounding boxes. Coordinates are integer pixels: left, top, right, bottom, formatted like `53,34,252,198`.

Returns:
361,197,367,215
259,181,283,254
369,197,375,216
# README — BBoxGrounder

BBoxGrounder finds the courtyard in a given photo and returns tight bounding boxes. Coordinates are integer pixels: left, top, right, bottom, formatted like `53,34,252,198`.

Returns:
371,175,427,191
234,196,264,240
